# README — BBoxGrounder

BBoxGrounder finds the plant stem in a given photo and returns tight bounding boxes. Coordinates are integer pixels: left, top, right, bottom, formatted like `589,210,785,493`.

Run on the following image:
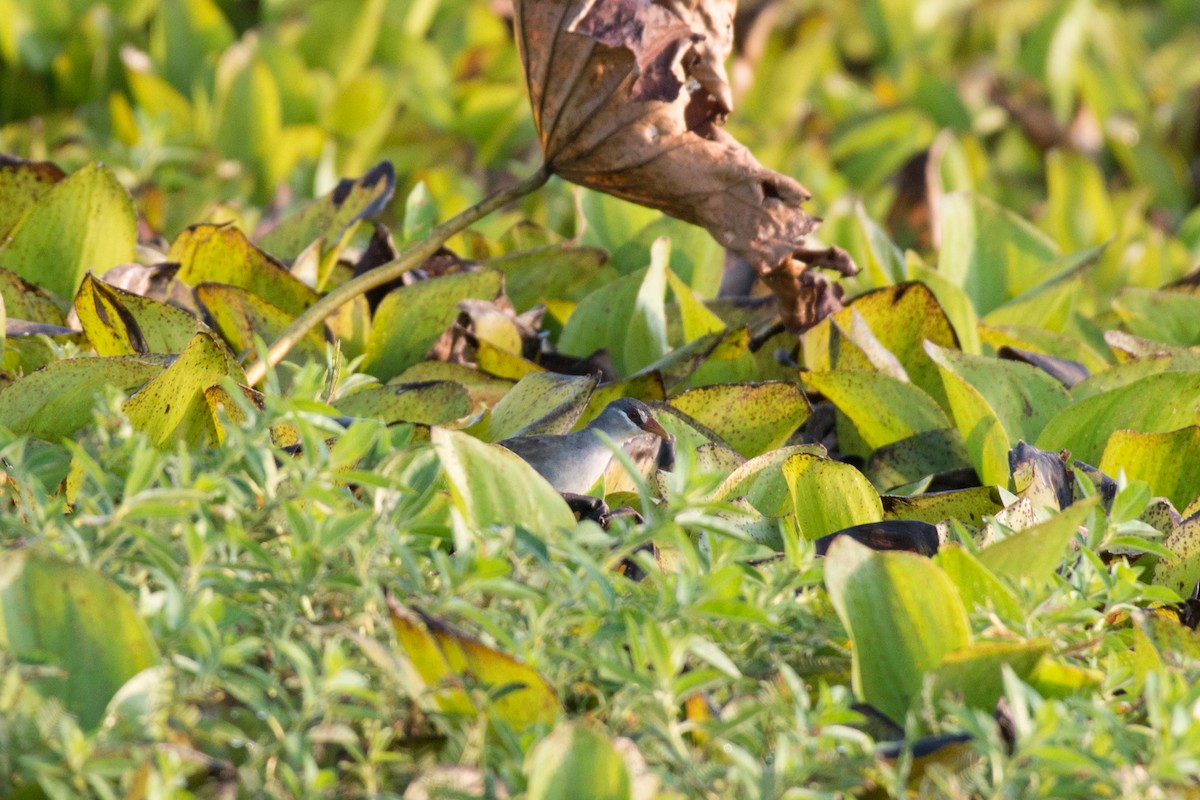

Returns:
244,163,552,387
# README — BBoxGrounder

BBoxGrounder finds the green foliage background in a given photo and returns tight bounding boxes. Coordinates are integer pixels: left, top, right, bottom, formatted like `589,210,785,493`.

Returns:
2,0,1200,798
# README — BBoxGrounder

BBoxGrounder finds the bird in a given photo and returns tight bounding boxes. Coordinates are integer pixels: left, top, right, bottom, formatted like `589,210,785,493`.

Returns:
497,397,671,495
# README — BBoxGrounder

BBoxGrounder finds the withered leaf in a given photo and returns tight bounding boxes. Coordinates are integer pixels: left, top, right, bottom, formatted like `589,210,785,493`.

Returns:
514,0,855,329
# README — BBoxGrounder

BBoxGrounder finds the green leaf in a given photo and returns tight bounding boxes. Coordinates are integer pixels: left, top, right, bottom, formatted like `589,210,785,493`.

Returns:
1038,371,1200,465
388,598,560,731
195,282,325,362
363,269,503,381
665,267,725,342
669,382,810,458
170,223,320,317
525,723,632,800
558,238,669,376
0,549,160,729
402,180,436,243
883,486,1006,529
976,498,1097,588
802,282,959,409
927,640,1050,713
1112,288,1200,348
712,444,826,518
257,161,395,263
784,453,883,540
485,245,610,311
0,162,136,299
936,191,1060,315
1153,514,1200,597
0,266,66,326
123,331,242,447
0,157,64,240
804,371,950,450
335,381,471,426
75,273,204,356
479,371,597,442
823,536,971,724
150,0,234,94
926,342,1071,487
1099,427,1200,513
865,429,974,492
935,544,1023,620
432,427,576,535
0,355,167,440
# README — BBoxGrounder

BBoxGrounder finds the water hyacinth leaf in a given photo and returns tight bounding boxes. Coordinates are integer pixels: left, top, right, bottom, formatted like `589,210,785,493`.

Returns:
195,282,326,362
123,331,242,447
1070,355,1200,401
635,327,750,389
0,267,67,326
0,549,160,730
0,156,66,238
802,282,958,408
432,427,575,535
0,355,167,440
669,382,809,458
514,0,855,329
650,403,731,454
479,372,597,442
865,429,974,492
935,544,1022,620
485,245,611,311
1153,514,1200,597
927,640,1050,714
926,342,1071,488
558,238,669,376
784,453,883,540
823,536,971,724
257,161,396,263
335,381,472,427
397,362,515,415
1100,427,1200,513
1112,288,1200,348
882,486,1006,528
936,191,1060,315
980,324,1109,376
74,273,204,356
525,723,633,800
363,269,504,381
713,444,826,518
387,597,559,731
804,370,950,450
665,266,725,342
170,223,321,316
0,162,137,299
976,497,1097,588
1038,371,1200,465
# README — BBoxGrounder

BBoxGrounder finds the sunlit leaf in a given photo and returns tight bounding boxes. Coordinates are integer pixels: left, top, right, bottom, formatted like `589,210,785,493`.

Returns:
0,549,160,729
784,453,883,540
0,162,137,299
388,597,559,731
432,427,576,535
824,536,970,724
669,382,809,458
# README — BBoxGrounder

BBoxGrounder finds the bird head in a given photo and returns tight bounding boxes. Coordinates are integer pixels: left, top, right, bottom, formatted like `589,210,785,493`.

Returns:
593,398,671,442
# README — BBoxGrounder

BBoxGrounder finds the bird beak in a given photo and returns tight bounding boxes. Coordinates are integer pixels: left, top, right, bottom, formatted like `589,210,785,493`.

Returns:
641,416,671,440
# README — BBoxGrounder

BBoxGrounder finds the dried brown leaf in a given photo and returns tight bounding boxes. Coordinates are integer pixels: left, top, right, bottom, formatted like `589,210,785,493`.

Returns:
514,0,856,329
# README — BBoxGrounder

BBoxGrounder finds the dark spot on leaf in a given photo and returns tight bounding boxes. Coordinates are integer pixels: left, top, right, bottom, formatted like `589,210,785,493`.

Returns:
164,404,171,414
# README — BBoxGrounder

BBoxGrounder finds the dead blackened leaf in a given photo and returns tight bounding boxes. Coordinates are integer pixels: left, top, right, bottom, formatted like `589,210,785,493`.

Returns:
815,520,941,557
514,0,856,329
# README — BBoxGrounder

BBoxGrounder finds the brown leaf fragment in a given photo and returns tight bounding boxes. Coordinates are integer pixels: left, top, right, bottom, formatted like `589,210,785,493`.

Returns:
514,0,856,329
